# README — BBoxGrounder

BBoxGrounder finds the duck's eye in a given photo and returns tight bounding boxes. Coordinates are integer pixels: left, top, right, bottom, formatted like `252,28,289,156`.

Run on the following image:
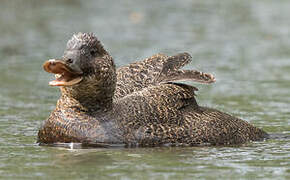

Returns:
66,58,73,64
90,50,97,56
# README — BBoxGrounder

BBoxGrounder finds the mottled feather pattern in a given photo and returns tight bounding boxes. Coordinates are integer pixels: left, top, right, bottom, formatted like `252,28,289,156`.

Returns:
115,84,266,146
115,52,215,99
38,33,268,147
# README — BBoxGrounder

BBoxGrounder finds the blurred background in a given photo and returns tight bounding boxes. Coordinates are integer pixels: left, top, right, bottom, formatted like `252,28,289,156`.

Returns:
0,0,289,179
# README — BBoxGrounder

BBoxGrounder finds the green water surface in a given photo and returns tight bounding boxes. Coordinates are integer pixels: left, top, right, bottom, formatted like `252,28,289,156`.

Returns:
0,0,289,179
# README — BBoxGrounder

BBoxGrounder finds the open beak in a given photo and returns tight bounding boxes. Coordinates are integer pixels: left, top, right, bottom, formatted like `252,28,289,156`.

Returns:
43,59,83,86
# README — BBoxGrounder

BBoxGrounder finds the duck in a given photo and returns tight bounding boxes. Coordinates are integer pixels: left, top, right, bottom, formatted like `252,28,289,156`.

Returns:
37,32,268,147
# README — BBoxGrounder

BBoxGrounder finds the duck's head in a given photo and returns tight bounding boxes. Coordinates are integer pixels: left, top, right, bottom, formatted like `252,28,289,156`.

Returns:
43,33,116,105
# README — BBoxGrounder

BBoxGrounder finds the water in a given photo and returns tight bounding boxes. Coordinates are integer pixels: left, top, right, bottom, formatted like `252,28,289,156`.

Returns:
0,0,289,179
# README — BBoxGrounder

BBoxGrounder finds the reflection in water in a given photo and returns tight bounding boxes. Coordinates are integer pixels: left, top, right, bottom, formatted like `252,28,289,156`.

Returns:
52,149,114,167
0,0,289,179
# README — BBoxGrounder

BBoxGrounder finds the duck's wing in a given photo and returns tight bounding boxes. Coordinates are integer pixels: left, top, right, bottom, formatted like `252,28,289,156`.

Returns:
114,82,201,146
115,83,198,126
115,52,215,99
114,83,268,147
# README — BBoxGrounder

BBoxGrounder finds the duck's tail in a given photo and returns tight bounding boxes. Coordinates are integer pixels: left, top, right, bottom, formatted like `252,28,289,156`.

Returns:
155,52,215,84
115,52,215,99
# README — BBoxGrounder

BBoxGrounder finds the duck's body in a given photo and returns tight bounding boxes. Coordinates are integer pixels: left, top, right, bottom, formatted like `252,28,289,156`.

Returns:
38,33,268,147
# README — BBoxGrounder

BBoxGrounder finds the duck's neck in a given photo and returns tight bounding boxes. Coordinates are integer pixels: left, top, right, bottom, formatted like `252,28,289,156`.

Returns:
56,94,113,113
56,84,114,113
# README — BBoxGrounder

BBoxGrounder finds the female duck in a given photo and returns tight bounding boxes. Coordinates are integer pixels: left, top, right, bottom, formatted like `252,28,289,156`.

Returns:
38,33,268,147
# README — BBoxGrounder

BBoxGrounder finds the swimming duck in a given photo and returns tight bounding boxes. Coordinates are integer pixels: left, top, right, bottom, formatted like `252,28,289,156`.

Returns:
38,33,268,147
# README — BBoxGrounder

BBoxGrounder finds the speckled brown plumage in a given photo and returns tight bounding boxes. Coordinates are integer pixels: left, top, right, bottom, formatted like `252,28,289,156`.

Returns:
115,52,215,99
38,33,268,147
